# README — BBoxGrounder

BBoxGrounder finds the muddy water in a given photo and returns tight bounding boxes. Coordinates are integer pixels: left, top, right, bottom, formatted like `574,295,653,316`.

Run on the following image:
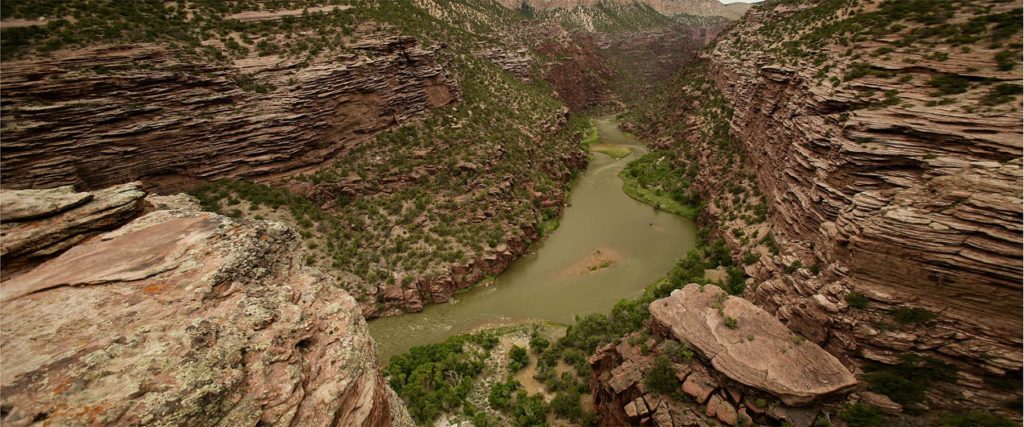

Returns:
369,117,697,362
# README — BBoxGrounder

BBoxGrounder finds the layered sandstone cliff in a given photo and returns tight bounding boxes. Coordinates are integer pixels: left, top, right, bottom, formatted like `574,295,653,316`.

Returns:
626,0,1023,418
0,187,412,426
1,35,457,192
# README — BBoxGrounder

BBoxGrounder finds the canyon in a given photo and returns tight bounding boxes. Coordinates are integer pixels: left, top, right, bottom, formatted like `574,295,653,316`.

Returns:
1,0,1022,426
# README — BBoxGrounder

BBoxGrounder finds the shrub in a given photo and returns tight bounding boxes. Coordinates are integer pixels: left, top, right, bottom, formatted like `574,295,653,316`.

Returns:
742,251,761,265
995,50,1017,71
385,334,491,424
512,390,547,427
862,353,956,404
939,411,1016,427
846,291,870,309
927,74,970,96
644,355,681,395
784,260,803,273
839,403,885,427
508,345,529,372
529,331,550,353
724,266,746,295
890,306,938,324
488,378,520,411
981,83,1022,105
550,391,583,421
724,316,739,329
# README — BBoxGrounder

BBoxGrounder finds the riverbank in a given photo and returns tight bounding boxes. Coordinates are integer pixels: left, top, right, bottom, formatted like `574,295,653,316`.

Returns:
369,116,697,361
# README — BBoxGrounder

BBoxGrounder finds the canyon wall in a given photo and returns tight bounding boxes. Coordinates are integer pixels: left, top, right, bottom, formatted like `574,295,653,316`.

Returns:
706,3,1022,412
0,186,412,426
497,0,750,19
620,0,1022,419
0,36,457,192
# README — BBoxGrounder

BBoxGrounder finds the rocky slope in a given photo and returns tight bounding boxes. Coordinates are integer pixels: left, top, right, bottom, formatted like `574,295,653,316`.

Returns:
0,186,412,426
623,0,1023,420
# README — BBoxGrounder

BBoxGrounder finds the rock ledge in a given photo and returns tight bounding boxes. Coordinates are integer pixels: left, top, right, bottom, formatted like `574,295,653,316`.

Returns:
650,284,857,405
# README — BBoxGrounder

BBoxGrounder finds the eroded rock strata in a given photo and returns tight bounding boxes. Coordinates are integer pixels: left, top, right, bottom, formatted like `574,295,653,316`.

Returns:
708,2,1022,413
1,36,457,192
623,0,1023,418
0,188,412,426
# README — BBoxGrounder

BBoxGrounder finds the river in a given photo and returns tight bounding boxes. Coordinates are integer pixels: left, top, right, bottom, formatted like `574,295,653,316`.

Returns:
368,117,697,362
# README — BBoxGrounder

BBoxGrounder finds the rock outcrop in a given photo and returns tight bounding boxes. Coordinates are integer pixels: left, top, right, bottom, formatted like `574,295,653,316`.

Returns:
0,189,412,426
1,35,458,192
649,284,858,405
0,182,146,279
590,289,855,427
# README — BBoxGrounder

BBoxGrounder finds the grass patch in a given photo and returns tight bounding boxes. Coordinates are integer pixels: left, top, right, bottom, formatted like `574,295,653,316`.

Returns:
590,143,632,159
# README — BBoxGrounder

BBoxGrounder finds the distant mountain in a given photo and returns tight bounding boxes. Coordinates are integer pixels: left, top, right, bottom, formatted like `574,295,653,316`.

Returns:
500,0,752,20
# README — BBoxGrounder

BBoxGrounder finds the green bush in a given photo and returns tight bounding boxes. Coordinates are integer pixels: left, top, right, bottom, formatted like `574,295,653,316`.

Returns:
939,411,1016,427
839,403,885,427
846,291,870,309
488,378,520,411
550,391,583,421
529,331,550,353
890,306,938,324
508,345,529,372
385,333,493,424
644,355,681,396
995,50,1017,71
512,390,548,427
862,353,956,404
982,83,1022,105
927,74,970,96
724,266,746,295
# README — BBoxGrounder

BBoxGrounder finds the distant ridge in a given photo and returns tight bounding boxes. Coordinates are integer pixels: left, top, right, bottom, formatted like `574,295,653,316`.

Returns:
498,0,752,20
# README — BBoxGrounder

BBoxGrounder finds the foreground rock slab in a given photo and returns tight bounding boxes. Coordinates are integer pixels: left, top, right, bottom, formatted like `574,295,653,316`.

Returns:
0,182,146,279
650,284,857,405
0,193,411,426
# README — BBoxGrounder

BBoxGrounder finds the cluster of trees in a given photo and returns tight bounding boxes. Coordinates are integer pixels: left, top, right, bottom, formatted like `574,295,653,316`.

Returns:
384,333,497,424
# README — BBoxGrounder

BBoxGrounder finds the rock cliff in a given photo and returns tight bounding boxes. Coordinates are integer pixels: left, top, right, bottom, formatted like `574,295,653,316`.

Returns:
625,0,1023,418
498,0,751,20
0,187,412,426
1,36,457,192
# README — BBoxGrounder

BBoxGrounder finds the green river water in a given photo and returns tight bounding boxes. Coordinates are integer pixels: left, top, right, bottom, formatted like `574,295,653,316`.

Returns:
369,117,697,362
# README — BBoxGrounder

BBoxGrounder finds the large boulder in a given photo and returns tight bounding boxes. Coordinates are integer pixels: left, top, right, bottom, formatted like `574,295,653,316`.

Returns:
649,284,857,405
0,192,411,426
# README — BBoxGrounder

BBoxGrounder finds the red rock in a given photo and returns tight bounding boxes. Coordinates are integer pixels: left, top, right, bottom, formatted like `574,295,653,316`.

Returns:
651,285,858,405
0,191,411,426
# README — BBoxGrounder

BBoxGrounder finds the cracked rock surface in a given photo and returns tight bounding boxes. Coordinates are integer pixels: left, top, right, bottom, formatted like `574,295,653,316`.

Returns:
0,191,412,426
